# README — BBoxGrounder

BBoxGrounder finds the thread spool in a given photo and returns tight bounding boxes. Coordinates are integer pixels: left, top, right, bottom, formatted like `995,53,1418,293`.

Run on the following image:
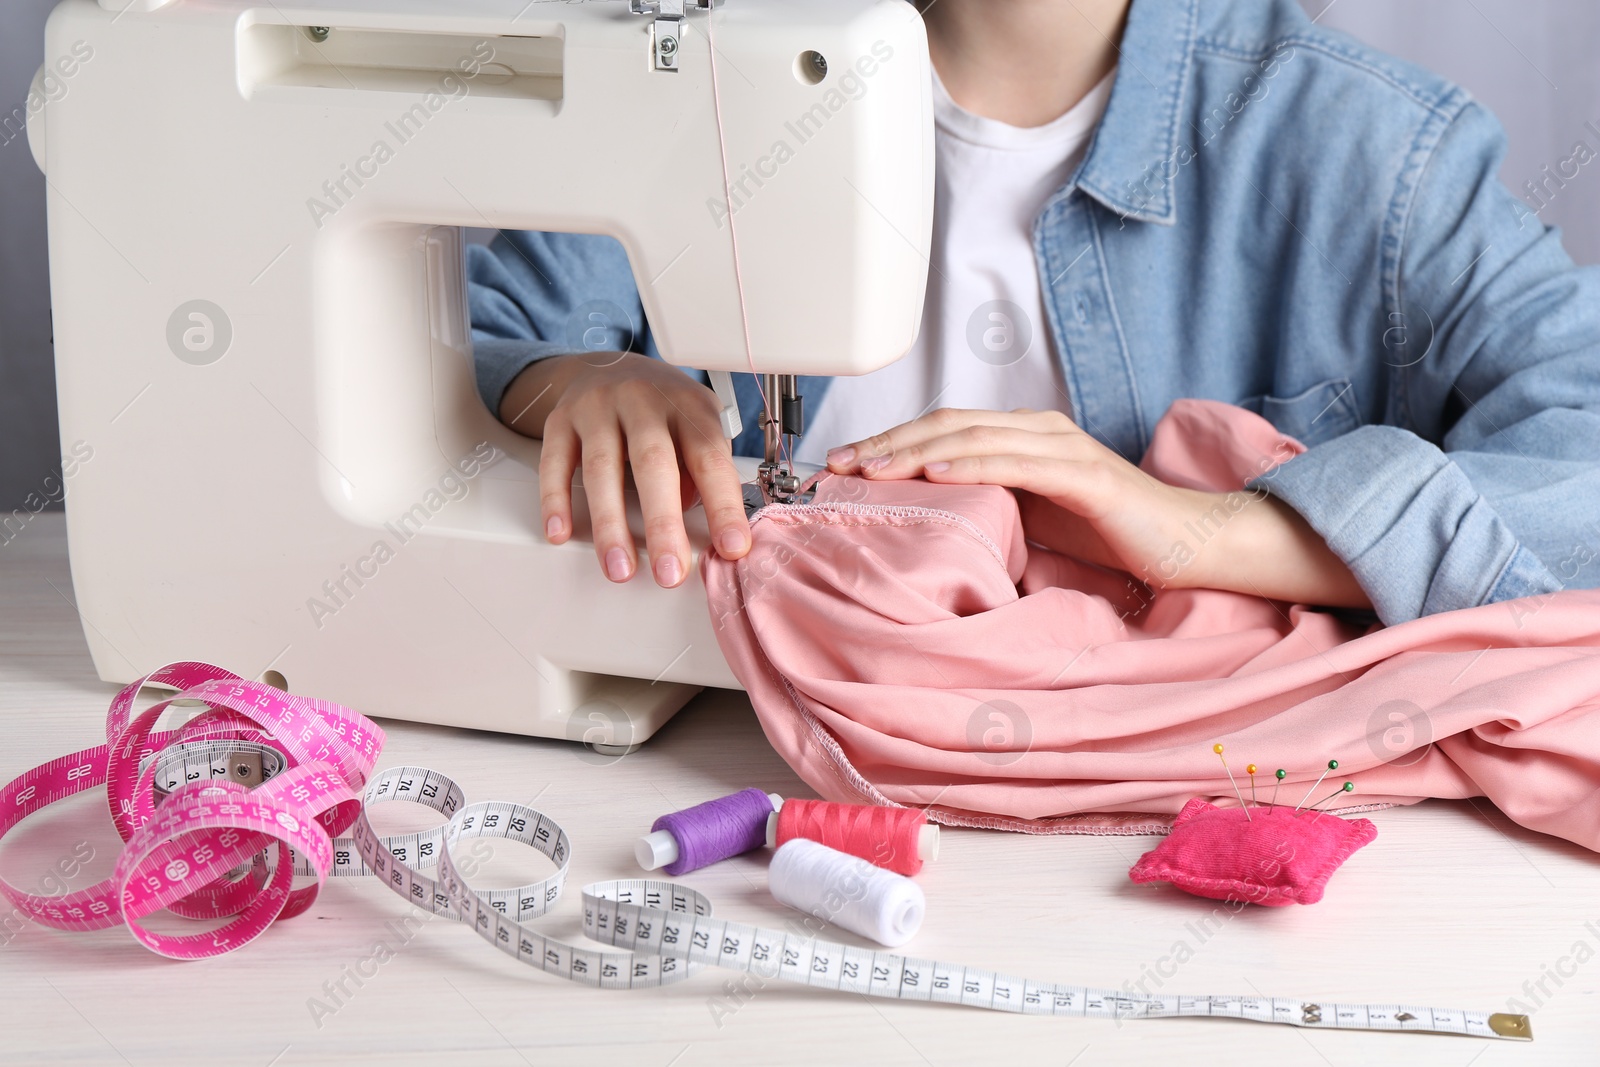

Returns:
765,798,939,877
636,788,782,875
769,838,926,948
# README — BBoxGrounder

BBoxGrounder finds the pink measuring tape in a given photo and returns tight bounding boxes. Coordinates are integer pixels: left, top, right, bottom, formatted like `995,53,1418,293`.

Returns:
0,661,380,959
0,662,1532,1043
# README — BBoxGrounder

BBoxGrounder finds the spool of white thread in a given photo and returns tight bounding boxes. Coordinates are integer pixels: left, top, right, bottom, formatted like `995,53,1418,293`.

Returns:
768,838,926,948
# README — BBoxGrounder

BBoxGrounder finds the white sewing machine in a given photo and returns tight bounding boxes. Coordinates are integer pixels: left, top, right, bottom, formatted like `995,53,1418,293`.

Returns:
31,0,931,749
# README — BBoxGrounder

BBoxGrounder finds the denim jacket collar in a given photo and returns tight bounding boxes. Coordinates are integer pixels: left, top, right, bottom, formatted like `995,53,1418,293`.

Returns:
1069,0,1199,226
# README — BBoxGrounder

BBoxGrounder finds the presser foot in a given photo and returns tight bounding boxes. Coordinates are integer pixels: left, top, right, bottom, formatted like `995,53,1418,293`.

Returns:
759,461,804,504
744,466,818,515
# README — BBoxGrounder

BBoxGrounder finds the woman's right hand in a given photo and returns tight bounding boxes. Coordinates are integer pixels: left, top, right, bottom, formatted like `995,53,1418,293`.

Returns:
498,351,752,588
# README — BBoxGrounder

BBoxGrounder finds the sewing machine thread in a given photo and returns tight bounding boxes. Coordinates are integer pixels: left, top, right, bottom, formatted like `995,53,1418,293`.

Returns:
766,798,938,877
768,838,925,948
636,788,781,875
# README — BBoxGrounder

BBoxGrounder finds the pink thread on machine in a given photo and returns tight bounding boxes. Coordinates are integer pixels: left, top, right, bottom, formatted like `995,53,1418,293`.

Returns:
0,661,383,958
771,799,938,877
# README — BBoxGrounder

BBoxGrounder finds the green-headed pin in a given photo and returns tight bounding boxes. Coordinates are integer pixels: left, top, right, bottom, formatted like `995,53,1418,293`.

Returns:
1306,781,1357,818
1294,760,1339,813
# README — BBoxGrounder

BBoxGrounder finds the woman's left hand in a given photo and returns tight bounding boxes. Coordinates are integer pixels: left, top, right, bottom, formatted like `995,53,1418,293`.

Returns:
823,408,1371,608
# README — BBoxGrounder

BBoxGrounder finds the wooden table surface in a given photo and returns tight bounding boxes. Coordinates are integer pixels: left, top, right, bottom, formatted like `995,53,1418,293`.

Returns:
2,513,1595,1066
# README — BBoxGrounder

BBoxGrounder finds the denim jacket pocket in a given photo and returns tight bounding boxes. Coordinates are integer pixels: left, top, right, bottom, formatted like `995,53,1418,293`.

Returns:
1236,377,1360,445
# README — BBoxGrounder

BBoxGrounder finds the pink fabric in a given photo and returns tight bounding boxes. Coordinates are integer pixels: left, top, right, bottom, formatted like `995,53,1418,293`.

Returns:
703,399,1600,850
1126,797,1378,906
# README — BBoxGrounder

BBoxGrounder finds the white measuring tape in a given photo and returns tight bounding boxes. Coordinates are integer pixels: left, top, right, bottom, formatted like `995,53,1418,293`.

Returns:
330,764,1530,1041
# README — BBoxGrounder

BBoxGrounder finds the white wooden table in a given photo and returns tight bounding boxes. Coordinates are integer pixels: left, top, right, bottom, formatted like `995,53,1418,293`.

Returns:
2,513,1594,1065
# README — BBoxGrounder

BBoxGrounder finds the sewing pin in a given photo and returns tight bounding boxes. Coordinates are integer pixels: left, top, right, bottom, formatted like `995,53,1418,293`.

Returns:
1246,764,1259,808
1305,781,1356,817
1269,768,1286,809
1294,760,1339,812
1212,743,1252,821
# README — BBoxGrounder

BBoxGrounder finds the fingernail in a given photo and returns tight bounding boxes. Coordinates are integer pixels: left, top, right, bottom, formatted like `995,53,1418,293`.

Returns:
655,554,682,587
862,455,890,473
717,529,748,557
546,515,564,540
924,461,950,474
605,547,631,582
826,446,855,465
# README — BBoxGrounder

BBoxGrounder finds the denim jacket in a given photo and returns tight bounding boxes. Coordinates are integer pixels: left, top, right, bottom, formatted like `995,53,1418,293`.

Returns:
467,0,1600,626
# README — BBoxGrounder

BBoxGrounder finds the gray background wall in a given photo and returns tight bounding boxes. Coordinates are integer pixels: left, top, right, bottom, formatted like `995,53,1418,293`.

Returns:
2,0,1597,510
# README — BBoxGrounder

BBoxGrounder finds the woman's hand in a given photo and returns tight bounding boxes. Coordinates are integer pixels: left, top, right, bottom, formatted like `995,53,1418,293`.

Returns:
499,352,751,588
824,408,1371,608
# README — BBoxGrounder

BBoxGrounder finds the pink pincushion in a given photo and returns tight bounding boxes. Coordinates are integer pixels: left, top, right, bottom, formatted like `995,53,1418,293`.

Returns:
1128,797,1377,906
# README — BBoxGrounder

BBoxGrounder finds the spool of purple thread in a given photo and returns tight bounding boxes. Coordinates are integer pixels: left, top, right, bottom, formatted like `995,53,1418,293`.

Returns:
636,788,783,875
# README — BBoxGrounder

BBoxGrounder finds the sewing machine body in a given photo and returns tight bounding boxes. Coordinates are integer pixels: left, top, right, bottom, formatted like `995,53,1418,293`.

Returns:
33,0,932,746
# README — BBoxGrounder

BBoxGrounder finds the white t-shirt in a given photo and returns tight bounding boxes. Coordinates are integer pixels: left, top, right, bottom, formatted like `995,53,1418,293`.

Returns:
793,66,1114,465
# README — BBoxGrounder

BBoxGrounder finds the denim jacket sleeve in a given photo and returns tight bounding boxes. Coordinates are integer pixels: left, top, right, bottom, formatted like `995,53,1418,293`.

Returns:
465,230,647,416
1250,98,1600,625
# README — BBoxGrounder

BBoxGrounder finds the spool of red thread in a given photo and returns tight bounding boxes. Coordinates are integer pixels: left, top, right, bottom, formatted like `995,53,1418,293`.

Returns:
766,799,939,876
